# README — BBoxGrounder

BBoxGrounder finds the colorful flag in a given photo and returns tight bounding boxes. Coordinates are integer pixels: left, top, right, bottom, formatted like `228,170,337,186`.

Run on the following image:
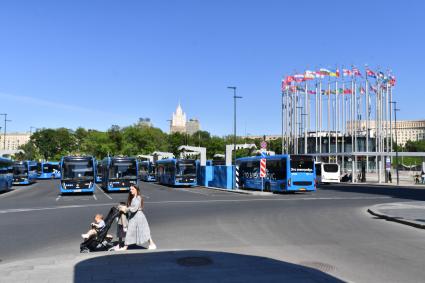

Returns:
294,74,305,82
352,67,362,77
315,71,324,79
359,86,365,94
377,71,385,79
343,69,352,77
329,69,340,77
366,69,376,78
304,70,316,80
319,68,331,76
343,89,352,94
370,85,377,93
389,75,396,86
307,90,316,95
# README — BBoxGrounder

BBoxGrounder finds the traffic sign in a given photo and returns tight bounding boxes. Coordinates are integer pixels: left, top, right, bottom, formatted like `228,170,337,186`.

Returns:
260,141,267,149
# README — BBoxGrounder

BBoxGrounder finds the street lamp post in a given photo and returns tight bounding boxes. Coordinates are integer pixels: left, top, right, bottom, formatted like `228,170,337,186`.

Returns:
0,114,11,150
390,101,400,185
228,86,242,190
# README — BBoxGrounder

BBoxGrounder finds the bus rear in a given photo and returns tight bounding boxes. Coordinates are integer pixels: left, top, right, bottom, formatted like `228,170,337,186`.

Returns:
287,155,316,192
37,162,61,179
104,157,138,192
60,156,95,194
321,163,340,183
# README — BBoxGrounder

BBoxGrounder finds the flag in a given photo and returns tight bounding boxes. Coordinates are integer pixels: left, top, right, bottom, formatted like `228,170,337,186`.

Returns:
329,69,340,77
319,68,331,76
343,69,352,77
315,71,324,79
307,90,316,95
359,86,365,94
389,75,396,86
294,74,305,82
304,70,316,80
366,69,376,78
343,89,352,94
370,85,377,93
377,71,385,79
352,67,362,77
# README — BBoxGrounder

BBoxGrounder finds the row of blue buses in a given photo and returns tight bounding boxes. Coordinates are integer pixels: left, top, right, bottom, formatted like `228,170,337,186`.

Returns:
0,157,13,192
156,159,197,186
99,157,138,192
236,155,316,192
37,161,61,179
12,161,38,185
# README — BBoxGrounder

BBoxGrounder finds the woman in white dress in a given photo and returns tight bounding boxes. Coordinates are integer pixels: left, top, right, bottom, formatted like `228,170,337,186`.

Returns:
118,185,156,250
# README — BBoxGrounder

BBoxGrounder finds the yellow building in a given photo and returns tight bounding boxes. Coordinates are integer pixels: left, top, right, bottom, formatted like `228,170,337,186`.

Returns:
0,132,31,150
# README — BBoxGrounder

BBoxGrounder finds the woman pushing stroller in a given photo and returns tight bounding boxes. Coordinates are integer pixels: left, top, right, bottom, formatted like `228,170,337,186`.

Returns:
114,185,156,250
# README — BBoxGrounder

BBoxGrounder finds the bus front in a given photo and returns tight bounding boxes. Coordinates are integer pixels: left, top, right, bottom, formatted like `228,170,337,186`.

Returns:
288,155,316,192
12,162,31,185
95,162,103,183
0,158,13,191
60,157,95,194
106,157,138,192
175,159,197,186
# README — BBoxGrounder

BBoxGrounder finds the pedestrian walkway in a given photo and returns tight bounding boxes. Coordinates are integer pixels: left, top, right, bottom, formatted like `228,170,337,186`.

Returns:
368,201,425,229
0,249,344,283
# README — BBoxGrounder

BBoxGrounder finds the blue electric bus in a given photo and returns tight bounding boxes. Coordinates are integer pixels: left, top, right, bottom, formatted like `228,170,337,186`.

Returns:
139,161,156,182
37,161,61,179
60,156,95,194
12,161,38,185
0,157,13,192
236,155,316,192
95,160,103,183
101,157,138,192
156,159,197,186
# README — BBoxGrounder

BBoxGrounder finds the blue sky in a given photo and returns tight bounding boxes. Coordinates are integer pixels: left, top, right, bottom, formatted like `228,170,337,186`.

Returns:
0,0,424,136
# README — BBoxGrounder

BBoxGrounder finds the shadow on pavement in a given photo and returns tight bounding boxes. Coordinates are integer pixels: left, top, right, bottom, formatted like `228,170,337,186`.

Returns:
74,250,344,283
320,184,425,201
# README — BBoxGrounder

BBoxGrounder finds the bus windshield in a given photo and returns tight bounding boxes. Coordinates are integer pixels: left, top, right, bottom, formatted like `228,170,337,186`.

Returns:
43,164,54,173
323,164,339,173
290,156,314,173
109,160,137,179
62,160,94,180
13,165,27,176
176,161,196,176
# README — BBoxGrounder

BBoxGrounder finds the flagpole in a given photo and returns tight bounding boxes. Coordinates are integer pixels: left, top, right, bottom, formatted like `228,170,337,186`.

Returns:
342,80,345,171
315,81,318,153
319,79,322,156
281,87,284,154
335,79,338,161
327,81,331,155
366,78,369,173
304,81,308,154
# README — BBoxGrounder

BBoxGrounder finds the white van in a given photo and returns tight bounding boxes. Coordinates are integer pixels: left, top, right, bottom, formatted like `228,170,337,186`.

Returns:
315,162,340,184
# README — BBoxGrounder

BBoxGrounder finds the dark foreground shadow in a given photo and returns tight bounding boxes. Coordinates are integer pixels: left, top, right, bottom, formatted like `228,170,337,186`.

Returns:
74,250,344,283
320,183,425,201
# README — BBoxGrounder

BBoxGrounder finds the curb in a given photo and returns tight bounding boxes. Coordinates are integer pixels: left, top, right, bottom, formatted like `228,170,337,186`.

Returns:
200,186,271,196
367,208,425,229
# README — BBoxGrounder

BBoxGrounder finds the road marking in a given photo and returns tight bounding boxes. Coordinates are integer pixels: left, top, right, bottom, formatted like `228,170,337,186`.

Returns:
55,195,62,202
0,196,392,214
93,194,97,200
96,184,112,200
148,183,210,196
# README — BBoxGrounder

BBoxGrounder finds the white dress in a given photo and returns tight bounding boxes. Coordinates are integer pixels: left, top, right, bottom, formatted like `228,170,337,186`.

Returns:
124,196,151,247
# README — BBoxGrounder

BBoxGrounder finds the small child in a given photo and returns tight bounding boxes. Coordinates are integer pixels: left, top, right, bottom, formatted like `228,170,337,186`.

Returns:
81,214,106,239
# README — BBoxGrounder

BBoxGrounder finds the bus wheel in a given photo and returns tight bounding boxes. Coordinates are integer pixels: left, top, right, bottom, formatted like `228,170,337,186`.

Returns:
264,182,271,192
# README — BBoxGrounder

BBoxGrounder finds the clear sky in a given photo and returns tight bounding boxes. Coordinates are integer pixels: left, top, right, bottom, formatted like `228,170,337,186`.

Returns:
0,0,424,136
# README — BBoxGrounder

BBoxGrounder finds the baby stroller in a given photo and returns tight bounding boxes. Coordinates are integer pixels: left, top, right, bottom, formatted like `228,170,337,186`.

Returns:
80,206,120,253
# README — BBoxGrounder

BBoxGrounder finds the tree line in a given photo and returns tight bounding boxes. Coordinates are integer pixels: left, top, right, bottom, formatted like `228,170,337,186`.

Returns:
14,124,284,161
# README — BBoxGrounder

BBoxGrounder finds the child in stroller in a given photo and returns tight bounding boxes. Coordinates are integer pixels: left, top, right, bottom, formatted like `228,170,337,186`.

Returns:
80,206,120,253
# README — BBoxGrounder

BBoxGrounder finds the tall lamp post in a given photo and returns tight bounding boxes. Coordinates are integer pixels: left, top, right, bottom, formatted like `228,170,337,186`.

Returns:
228,86,242,189
0,114,11,150
389,101,400,185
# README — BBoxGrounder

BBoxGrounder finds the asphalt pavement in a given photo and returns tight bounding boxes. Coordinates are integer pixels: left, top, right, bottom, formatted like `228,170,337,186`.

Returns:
1,180,425,282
